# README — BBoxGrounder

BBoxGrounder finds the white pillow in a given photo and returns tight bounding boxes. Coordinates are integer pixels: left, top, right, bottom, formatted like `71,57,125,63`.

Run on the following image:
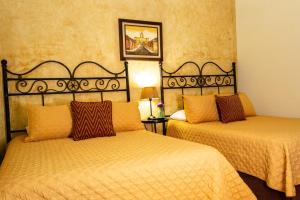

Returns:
170,110,186,121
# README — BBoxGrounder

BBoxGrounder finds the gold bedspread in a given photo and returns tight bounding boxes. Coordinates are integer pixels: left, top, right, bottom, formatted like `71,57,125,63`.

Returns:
0,130,255,200
167,116,300,197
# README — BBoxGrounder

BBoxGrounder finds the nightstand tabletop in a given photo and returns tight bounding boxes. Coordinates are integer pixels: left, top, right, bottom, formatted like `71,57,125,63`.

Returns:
141,117,169,135
141,117,169,123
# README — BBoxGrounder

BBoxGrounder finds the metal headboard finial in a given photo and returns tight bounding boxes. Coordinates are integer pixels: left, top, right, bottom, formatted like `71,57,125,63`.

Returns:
159,60,164,104
124,60,130,102
232,62,237,94
1,59,11,143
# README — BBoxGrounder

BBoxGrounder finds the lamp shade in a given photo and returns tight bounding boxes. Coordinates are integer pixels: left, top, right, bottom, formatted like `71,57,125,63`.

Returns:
140,87,159,99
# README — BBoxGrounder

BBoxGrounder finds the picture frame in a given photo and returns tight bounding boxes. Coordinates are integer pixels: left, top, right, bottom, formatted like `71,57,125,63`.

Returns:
118,18,163,61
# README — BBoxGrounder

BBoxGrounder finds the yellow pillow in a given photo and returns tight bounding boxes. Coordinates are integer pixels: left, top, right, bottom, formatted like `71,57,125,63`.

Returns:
26,105,72,142
183,95,219,123
238,93,256,116
112,102,144,132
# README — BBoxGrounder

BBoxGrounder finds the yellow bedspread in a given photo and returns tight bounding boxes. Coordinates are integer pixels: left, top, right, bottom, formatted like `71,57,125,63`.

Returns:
0,130,255,200
167,116,300,197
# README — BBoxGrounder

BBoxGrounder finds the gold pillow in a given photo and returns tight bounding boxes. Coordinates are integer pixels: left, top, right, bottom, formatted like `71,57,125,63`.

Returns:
238,92,256,116
112,102,144,132
183,95,219,123
26,105,72,142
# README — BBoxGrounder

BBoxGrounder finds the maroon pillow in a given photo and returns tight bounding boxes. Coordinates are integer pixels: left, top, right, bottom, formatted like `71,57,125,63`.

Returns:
70,101,115,141
215,95,246,123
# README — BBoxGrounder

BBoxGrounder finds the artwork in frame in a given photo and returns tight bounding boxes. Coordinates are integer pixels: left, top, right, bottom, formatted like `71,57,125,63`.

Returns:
119,18,163,61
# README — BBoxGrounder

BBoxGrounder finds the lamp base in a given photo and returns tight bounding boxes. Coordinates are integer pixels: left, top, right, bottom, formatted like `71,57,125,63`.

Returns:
148,115,156,120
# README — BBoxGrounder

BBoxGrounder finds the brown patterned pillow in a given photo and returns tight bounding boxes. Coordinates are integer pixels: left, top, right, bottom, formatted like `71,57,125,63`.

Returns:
215,95,246,123
70,101,115,141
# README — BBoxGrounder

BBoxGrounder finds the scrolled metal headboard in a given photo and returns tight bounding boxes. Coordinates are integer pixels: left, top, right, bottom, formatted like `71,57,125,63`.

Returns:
160,60,237,105
1,59,130,143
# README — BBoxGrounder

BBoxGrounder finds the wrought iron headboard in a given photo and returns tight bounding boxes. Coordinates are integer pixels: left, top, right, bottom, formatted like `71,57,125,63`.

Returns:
1,59,130,143
160,61,237,106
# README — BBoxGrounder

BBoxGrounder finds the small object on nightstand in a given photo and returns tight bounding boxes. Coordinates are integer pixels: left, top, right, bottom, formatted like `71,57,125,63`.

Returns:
142,117,169,136
140,87,159,119
157,102,165,118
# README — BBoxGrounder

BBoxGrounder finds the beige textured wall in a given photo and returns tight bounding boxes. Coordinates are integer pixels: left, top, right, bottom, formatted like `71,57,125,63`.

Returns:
0,0,236,158
236,1,300,118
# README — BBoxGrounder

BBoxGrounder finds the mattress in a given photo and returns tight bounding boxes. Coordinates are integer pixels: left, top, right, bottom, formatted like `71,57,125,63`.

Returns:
167,116,300,197
0,130,255,200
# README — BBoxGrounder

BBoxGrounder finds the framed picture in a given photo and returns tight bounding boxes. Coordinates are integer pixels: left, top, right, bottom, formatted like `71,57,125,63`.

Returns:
119,18,163,61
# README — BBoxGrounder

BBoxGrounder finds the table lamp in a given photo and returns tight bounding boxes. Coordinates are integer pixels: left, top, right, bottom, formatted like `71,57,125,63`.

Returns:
141,87,159,119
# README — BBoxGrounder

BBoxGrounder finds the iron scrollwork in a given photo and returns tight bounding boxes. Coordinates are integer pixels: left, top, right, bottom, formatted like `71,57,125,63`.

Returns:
166,76,201,88
162,61,235,89
4,61,127,95
200,75,233,87
16,79,48,94
14,78,124,94
95,78,121,91
160,60,237,103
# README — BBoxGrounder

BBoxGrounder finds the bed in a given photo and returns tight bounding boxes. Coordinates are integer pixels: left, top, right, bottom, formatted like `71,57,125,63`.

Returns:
160,60,300,199
0,59,255,199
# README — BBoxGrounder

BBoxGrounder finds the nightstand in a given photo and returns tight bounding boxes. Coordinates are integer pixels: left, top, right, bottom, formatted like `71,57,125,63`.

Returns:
142,117,169,136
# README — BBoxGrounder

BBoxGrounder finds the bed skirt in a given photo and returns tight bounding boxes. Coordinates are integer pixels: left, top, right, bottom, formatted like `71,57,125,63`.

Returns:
239,172,300,200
